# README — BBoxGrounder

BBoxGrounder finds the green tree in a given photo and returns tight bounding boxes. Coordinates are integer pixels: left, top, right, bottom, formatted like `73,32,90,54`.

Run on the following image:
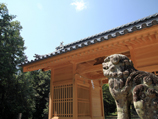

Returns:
15,72,36,119
30,70,50,119
0,3,50,119
0,3,26,78
0,3,27,119
102,84,116,116
1,72,36,119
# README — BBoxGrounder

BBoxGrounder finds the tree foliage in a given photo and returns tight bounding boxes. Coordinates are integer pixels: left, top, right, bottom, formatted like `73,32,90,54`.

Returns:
0,3,25,79
102,84,116,116
5,72,35,119
0,4,50,119
30,70,50,119
0,3,27,119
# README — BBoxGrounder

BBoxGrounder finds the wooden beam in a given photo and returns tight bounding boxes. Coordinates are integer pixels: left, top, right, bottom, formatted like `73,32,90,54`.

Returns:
81,73,106,80
150,33,158,42
74,46,129,64
53,80,73,86
148,35,154,42
155,32,158,40
77,64,103,75
137,64,158,72
42,67,51,71
126,44,137,68
23,61,71,72
102,79,108,84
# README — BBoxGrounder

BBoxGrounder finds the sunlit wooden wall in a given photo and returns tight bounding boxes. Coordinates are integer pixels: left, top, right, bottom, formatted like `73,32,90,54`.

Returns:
77,85,90,117
91,80,104,119
76,74,91,118
51,64,104,119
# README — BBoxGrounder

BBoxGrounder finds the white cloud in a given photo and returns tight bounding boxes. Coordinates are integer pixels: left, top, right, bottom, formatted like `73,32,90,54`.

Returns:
37,3,43,10
71,0,87,11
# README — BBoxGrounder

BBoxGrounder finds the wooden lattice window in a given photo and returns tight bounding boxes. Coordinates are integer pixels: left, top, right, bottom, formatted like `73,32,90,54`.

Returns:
77,85,90,117
53,84,73,117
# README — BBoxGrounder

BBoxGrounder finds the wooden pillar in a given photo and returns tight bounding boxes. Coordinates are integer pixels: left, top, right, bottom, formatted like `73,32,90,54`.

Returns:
100,80,104,119
73,63,78,119
48,93,52,119
89,80,93,119
48,68,54,119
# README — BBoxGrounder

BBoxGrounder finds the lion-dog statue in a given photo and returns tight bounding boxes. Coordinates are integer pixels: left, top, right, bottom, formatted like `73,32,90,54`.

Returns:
102,54,158,119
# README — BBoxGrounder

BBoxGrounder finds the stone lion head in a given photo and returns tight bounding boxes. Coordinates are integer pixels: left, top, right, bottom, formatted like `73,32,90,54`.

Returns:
102,54,134,79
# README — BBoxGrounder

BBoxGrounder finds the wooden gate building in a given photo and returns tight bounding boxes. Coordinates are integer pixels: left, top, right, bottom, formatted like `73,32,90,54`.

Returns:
20,13,158,119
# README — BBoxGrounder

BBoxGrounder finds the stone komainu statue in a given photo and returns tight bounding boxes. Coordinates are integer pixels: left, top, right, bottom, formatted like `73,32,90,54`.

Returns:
102,54,158,119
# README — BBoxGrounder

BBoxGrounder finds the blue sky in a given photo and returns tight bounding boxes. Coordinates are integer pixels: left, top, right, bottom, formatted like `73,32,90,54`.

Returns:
1,0,158,60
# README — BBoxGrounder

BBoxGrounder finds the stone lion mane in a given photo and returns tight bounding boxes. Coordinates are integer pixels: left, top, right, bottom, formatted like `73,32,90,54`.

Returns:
102,54,158,119
103,54,135,79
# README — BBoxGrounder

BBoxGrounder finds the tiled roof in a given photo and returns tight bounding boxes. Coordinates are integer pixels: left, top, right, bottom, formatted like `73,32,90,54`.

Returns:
20,13,158,66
